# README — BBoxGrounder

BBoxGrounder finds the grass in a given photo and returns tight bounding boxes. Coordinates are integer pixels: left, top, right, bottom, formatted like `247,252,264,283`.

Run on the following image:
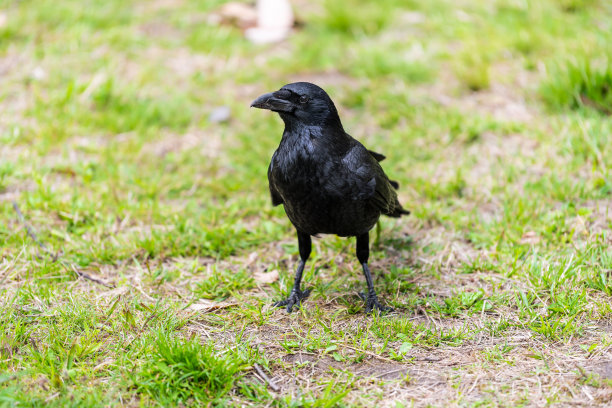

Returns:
1,0,612,406
540,54,612,114
133,333,248,405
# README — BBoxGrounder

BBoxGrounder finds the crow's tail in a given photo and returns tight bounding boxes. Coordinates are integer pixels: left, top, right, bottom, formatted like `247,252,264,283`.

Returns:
386,197,410,218
386,207,410,218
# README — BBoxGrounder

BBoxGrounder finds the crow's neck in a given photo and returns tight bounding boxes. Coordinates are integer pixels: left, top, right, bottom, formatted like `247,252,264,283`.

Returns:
280,113,344,134
281,122,348,145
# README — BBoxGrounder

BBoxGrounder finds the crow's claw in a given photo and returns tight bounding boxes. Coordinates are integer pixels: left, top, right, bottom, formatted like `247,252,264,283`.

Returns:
359,292,393,314
273,289,311,313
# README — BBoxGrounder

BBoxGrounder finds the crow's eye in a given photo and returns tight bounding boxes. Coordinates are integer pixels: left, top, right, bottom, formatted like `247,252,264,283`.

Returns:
299,95,309,104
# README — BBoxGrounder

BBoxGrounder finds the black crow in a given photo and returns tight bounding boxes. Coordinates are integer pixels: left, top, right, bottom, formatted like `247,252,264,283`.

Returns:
251,82,409,313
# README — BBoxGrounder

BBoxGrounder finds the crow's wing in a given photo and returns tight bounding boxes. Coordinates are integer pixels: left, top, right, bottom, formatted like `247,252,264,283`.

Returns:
337,143,400,215
368,150,400,189
267,155,283,206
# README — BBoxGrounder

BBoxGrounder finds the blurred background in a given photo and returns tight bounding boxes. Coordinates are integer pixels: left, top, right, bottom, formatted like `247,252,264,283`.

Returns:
1,0,610,261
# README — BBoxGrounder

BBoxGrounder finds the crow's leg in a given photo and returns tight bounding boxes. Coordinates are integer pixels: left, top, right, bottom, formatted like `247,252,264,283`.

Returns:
356,232,393,314
273,231,311,313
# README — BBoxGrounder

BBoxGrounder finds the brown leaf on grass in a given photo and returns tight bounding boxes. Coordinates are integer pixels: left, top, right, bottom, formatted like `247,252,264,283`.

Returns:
245,251,258,267
215,2,258,29
189,299,236,312
254,269,279,284
520,231,540,245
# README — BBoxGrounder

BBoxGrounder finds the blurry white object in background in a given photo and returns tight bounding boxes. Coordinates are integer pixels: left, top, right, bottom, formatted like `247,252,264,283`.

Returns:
31,66,47,81
208,106,232,123
245,0,294,44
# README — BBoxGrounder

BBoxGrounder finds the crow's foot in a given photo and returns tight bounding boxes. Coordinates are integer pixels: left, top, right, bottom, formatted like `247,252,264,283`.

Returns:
359,292,393,314
273,289,311,313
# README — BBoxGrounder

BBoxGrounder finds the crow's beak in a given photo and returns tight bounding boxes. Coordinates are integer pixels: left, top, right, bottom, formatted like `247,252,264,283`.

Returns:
250,92,294,113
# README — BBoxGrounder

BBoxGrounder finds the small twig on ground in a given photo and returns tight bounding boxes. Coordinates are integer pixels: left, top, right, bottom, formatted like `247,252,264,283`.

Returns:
65,262,114,288
466,374,482,395
253,363,280,392
415,356,443,362
417,306,438,328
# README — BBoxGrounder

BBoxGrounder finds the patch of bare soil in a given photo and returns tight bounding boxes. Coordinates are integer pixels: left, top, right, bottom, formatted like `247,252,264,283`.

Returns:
138,21,182,39
417,129,544,204
428,61,538,123
0,181,36,203
449,84,533,123
592,361,612,379
571,199,612,241
465,131,544,195
140,129,225,159
282,352,411,379
0,53,36,134
185,310,612,407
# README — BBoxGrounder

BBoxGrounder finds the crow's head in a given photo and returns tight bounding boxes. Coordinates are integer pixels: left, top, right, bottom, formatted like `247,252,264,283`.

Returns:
251,82,342,128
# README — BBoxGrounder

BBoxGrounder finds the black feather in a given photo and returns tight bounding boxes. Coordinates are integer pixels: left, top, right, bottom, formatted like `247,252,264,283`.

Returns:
368,150,386,162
